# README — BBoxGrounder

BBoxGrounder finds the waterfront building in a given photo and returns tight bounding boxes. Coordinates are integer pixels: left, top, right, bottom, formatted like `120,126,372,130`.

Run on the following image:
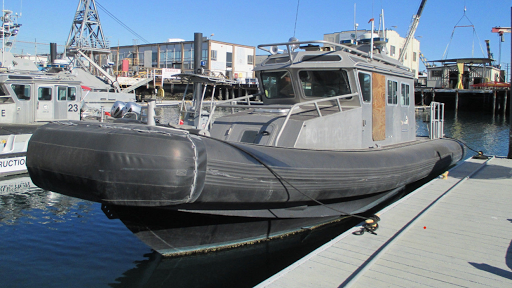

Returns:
110,38,256,83
425,58,504,89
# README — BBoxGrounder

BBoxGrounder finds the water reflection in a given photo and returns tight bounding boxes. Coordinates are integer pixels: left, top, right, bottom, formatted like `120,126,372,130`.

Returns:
0,174,151,288
444,110,510,158
416,110,509,158
0,174,94,226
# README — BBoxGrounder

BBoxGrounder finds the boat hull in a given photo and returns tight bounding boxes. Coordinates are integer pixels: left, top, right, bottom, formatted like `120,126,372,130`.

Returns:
102,186,405,256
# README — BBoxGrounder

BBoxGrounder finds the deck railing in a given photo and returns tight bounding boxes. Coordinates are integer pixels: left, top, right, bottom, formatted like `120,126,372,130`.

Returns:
429,102,445,139
206,92,358,146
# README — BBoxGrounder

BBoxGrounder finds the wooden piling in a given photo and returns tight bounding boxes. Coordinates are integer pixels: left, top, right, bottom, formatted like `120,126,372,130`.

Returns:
455,90,459,111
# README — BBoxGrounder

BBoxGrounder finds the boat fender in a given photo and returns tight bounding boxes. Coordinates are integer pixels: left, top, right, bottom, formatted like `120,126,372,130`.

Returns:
352,214,380,236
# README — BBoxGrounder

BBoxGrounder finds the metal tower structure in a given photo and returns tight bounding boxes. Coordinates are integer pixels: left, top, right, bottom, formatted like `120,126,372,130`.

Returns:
65,0,120,91
66,0,109,53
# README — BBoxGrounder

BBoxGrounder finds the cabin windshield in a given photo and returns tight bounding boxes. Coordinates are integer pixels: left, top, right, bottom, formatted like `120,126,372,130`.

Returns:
261,71,295,99
300,70,351,98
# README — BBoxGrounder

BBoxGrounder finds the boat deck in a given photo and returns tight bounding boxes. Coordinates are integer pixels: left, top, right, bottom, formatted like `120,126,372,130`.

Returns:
256,157,512,287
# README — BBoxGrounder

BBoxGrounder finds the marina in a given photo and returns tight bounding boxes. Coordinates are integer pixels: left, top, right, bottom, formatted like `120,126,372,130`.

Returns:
0,0,510,287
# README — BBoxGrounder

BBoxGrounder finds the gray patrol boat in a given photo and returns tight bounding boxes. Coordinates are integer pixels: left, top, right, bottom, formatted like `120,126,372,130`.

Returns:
26,37,464,256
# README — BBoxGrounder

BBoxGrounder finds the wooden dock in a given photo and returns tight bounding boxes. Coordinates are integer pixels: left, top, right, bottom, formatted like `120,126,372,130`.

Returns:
256,157,512,287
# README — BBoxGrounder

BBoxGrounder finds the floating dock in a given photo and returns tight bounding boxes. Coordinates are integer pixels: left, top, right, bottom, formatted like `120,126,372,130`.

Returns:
256,157,512,287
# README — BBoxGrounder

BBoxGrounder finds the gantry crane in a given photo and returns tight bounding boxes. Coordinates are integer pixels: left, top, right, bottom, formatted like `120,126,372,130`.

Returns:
491,26,511,66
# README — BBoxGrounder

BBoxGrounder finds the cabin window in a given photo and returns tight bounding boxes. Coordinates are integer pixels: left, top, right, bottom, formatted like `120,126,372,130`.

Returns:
299,70,351,98
401,83,410,106
68,87,77,101
38,87,52,101
0,85,7,96
358,72,372,102
261,71,295,99
57,86,67,101
11,84,31,100
387,80,398,105
264,57,290,65
0,85,12,104
302,55,342,62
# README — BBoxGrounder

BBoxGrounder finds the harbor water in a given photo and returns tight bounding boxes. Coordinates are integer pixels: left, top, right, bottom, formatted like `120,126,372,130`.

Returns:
0,109,510,288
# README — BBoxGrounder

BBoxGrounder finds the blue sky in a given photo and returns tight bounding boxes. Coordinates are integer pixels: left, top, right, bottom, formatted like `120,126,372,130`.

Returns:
4,0,512,73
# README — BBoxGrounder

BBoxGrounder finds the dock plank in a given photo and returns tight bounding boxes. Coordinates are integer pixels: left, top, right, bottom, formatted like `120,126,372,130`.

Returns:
256,157,512,287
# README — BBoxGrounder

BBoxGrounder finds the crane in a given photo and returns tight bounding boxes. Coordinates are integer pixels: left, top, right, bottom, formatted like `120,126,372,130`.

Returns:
419,52,431,68
398,0,427,63
491,26,511,67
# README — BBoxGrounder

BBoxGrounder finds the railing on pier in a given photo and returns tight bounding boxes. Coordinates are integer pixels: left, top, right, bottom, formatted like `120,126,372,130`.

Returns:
429,102,445,139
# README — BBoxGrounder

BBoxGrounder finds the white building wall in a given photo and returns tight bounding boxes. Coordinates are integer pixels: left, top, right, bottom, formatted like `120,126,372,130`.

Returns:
209,42,254,81
324,30,420,78
234,46,255,80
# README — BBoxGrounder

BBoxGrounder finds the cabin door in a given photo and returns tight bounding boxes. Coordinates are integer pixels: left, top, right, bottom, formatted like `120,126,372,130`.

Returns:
372,73,386,141
54,86,80,121
35,86,54,121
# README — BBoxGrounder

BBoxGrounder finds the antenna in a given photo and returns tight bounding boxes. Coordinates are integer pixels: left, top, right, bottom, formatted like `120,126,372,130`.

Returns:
293,0,300,37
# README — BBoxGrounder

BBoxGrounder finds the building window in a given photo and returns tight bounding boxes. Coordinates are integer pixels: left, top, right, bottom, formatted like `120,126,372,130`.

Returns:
358,72,371,102
431,70,442,77
401,83,410,106
387,80,398,105
248,55,254,65
211,50,217,61
390,45,396,56
413,52,417,62
226,52,232,68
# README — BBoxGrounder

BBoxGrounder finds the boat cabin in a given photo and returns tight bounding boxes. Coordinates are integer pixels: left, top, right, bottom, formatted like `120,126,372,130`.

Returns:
0,74,82,124
208,40,416,150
